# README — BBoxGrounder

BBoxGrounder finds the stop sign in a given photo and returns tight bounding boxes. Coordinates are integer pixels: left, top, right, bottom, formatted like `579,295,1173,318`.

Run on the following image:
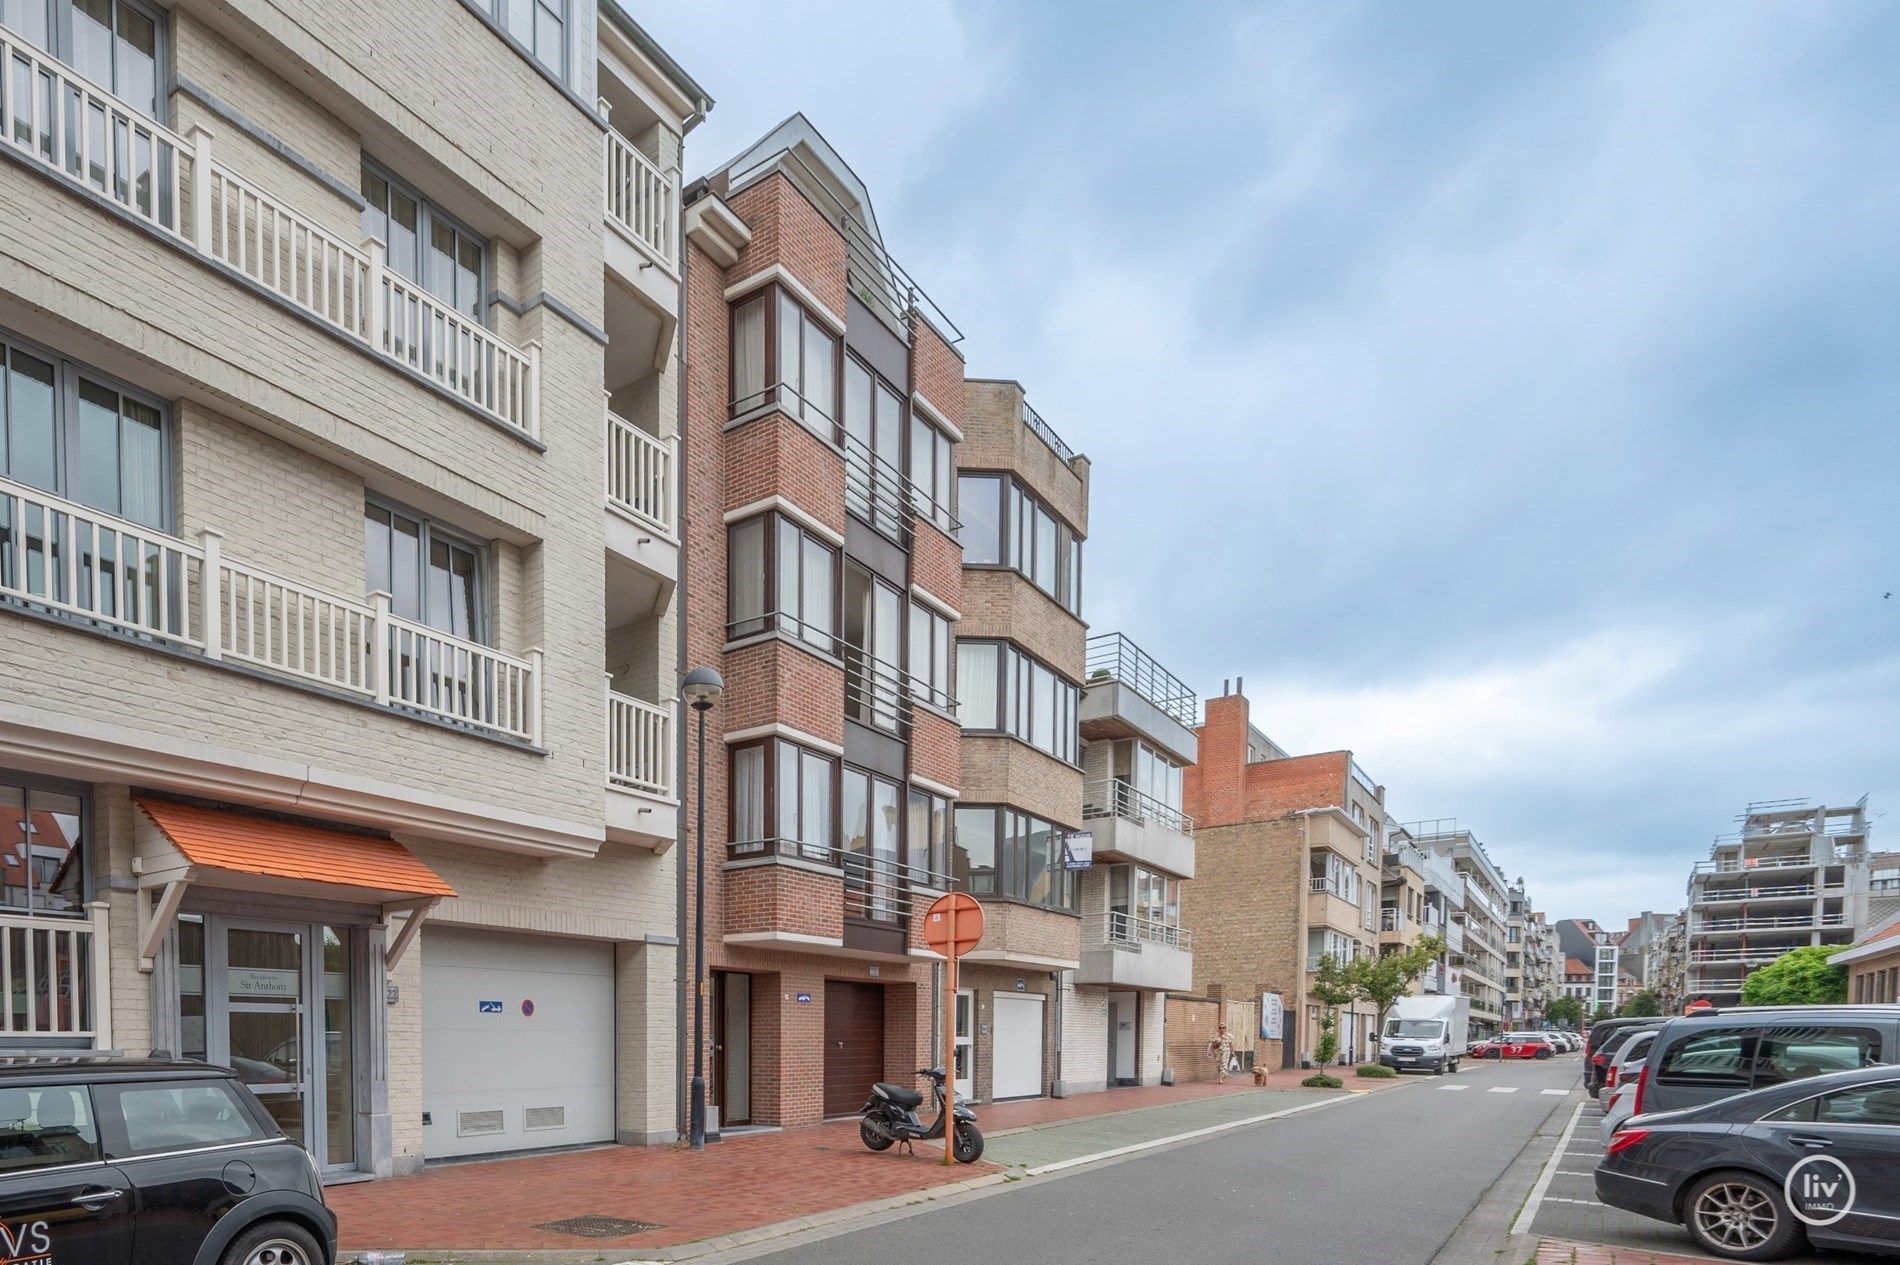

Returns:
923,892,984,956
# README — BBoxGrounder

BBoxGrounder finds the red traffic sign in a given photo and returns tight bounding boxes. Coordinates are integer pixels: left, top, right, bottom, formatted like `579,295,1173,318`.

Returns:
923,892,984,956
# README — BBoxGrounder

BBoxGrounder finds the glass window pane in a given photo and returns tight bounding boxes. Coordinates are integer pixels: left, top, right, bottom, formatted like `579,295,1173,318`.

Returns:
1033,506,1058,594
359,170,388,246
447,544,478,638
425,539,453,633
844,359,872,449
1,1,50,50
800,753,832,860
115,2,157,115
930,796,949,877
1031,662,1055,753
111,1082,261,1154
727,518,765,636
389,512,422,621
906,790,929,876
800,536,832,651
935,434,953,518
71,0,113,89
842,771,869,865
776,742,798,845
871,779,898,863
0,785,27,911
776,292,800,409
1025,819,1052,906
73,379,123,513
802,325,834,431
427,221,458,309
958,643,997,730
457,238,482,321
909,417,931,513
388,190,419,282
731,297,766,412
118,398,163,528
6,349,57,491
953,807,995,895
29,791,82,914
0,1085,100,1172
732,746,764,846
872,581,899,665
775,517,799,632
363,505,391,599
533,1,564,75
502,0,533,45
322,927,354,1167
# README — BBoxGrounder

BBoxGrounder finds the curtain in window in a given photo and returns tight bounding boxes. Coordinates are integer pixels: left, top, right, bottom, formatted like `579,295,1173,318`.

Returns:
800,534,832,650
732,746,764,846
727,518,764,636
732,296,766,412
958,475,1000,564
799,751,832,860
957,643,998,729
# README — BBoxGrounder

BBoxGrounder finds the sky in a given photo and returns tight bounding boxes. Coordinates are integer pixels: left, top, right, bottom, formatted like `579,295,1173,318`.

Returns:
639,1,1900,925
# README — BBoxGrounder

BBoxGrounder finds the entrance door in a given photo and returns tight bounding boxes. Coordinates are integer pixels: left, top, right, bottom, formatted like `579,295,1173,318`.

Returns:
715,972,752,1127
823,982,885,1117
953,988,974,1099
217,922,309,1146
1109,991,1139,1085
992,993,1045,1099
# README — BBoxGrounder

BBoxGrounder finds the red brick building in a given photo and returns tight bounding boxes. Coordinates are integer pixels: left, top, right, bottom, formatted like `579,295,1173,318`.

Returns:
678,116,966,1129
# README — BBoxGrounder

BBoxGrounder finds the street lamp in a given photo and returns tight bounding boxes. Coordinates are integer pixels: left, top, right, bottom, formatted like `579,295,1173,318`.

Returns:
682,665,724,1151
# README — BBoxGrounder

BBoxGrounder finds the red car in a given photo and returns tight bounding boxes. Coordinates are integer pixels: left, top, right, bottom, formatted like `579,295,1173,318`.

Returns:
1494,1033,1557,1060
1468,1038,1502,1059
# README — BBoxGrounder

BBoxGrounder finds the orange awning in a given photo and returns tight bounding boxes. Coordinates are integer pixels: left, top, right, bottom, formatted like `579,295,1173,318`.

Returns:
135,799,456,900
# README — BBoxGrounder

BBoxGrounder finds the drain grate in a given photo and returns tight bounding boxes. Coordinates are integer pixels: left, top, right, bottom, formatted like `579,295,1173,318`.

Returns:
532,1215,661,1239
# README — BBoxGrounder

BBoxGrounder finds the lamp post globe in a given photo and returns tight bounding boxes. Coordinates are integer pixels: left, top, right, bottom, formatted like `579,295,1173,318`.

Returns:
682,665,724,710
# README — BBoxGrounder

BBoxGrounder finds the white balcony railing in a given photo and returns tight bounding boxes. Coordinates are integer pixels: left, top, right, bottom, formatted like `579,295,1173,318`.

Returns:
1381,907,1407,932
0,35,539,438
1309,876,1341,897
607,689,673,798
0,904,113,1044
603,124,677,269
1088,911,1192,952
0,475,542,743
1081,778,1193,837
605,408,677,537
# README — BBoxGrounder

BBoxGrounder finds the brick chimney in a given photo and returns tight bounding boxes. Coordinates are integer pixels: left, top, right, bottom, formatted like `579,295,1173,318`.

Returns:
1186,689,1251,829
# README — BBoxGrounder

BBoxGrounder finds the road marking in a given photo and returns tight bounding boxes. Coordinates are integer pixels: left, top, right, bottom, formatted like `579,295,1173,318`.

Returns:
1511,1099,1586,1236
1487,1086,1519,1094
1437,1084,1469,1091
1019,1091,1361,1177
1541,1196,1604,1206
1541,1089,1569,1096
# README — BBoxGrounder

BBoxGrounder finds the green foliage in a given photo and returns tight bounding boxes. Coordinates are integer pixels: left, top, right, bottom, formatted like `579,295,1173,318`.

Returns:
1591,1004,1615,1023
1740,945,1848,1006
1310,954,1355,1009
1347,935,1449,1030
1301,1073,1344,1089
1314,1010,1339,1064
1355,1063,1396,1078
1620,990,1663,1018
1545,995,1583,1027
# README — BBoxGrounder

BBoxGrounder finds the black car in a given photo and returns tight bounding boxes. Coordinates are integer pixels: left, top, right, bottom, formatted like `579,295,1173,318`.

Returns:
0,1055,335,1265
1597,1062,1900,1261
1591,1023,1663,1100
1587,1017,1658,1095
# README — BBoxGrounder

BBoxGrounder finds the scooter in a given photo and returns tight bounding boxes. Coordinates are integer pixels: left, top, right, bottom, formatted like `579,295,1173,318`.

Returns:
858,1066,984,1163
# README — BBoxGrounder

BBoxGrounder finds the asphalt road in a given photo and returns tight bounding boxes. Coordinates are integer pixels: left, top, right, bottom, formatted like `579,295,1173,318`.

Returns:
744,1056,1581,1265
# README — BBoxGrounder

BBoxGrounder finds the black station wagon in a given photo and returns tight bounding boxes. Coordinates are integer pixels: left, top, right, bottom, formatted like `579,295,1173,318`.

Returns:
0,1055,335,1265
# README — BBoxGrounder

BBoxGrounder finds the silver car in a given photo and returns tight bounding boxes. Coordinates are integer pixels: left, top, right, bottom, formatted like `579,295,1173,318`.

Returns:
1599,1029,1659,1145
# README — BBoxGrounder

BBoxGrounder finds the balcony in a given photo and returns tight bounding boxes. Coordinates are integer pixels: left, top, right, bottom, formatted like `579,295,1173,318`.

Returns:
0,475,543,743
604,405,679,613
1079,633,1198,763
1691,854,1819,876
723,850,946,963
605,688,675,848
1307,878,1364,934
1693,913,1844,936
1694,882,1818,904
601,122,681,378
0,36,540,438
0,904,113,1048
1078,912,1192,991
1081,779,1194,878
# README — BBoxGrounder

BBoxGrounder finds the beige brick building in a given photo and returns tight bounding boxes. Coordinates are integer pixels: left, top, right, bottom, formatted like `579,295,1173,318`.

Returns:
0,0,706,1176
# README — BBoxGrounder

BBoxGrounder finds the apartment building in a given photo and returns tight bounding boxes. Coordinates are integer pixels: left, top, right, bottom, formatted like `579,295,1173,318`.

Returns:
0,0,706,1175
1412,824,1510,1039
1616,909,1675,998
948,381,1089,1102
676,115,968,1128
1684,798,1898,1006
1182,688,1385,1069
1524,909,1560,1019
1556,918,1621,1015
1075,632,1198,1090
1378,819,1462,999
1505,879,1529,1025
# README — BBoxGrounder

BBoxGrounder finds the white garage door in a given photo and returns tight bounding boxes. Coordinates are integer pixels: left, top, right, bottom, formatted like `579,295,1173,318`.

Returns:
992,993,1045,1100
421,927,614,1159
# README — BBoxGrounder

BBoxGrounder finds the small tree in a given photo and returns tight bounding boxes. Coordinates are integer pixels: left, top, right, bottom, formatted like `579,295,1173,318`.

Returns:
1620,989,1663,1018
1346,935,1448,1037
1741,945,1848,1006
1311,953,1354,1065
1545,995,1583,1028
1591,1003,1615,1023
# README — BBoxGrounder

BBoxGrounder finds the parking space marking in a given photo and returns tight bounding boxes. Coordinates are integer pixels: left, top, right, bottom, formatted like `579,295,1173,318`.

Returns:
1541,1088,1569,1095
1541,1196,1604,1206
1487,1086,1519,1093
1511,1100,1586,1237
1437,1084,1469,1091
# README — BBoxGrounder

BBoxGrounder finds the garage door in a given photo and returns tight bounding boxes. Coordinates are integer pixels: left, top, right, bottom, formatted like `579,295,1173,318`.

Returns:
421,927,614,1159
992,993,1045,1100
823,982,884,1117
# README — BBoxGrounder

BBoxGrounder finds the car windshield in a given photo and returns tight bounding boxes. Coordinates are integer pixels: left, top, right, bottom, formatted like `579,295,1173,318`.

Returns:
1388,1020,1443,1038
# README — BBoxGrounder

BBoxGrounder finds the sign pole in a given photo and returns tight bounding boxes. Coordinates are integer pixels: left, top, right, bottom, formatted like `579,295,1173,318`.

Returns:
943,898,958,1165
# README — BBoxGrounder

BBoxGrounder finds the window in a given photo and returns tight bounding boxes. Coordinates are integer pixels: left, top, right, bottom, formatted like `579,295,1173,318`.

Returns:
1767,1080,1900,1127
492,0,565,77
844,357,904,537
729,288,839,442
909,601,952,712
1114,740,1183,815
842,768,901,919
100,1080,265,1155
953,805,997,895
953,805,1075,912
7,0,161,117
361,163,485,322
1751,1027,1881,1089
956,641,1078,763
906,789,951,880
0,334,169,529
1656,1028,1752,1091
908,414,955,535
844,563,902,731
959,474,1082,614
728,739,835,862
726,513,837,652
0,775,85,915
364,500,486,641
0,1084,100,1171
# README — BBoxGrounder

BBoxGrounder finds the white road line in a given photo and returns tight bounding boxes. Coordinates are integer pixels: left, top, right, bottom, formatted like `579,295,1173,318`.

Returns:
1541,1089,1569,1096
1487,1086,1519,1094
1019,1092,1357,1176
1437,1084,1470,1091
1511,1099,1586,1237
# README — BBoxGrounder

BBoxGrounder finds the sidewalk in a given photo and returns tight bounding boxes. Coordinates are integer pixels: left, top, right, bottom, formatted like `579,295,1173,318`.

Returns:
332,1075,1393,1258
1537,1241,1716,1265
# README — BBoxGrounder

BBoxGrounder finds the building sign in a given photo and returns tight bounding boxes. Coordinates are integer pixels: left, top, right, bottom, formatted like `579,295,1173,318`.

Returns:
1260,992,1284,1041
795,991,813,1004
228,967,299,999
1063,831,1094,870
477,1000,503,1014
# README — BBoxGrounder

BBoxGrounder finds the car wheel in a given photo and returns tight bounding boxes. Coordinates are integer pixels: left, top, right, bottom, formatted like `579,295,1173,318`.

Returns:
1683,1171,1806,1261
1535,1049,1553,1060
218,1221,324,1265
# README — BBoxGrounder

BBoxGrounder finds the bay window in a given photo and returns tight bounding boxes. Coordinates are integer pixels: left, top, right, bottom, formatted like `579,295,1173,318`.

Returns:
908,601,952,712
730,287,839,441
842,767,901,920
957,473,1082,615
727,738,836,862
952,805,1076,912
905,788,951,881
726,512,837,652
957,640,1077,763
958,474,1002,565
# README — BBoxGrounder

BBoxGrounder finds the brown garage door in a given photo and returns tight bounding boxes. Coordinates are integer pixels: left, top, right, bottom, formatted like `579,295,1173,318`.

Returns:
823,982,885,1117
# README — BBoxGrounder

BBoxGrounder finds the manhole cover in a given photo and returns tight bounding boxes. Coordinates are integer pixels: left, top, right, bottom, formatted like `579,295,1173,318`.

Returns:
532,1215,661,1238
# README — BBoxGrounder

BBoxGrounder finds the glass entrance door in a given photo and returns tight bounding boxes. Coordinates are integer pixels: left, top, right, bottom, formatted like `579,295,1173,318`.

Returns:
953,989,974,1099
219,923,306,1145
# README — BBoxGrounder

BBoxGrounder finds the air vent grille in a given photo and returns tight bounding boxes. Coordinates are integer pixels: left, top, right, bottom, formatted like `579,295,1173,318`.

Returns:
457,1109,504,1137
524,1105,565,1131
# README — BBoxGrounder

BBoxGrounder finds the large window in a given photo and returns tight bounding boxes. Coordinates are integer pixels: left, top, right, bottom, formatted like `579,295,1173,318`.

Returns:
361,163,485,323
491,0,565,78
843,562,903,731
728,738,836,862
908,601,952,712
842,767,901,920
727,513,837,652
952,806,1075,912
0,774,85,916
957,641,1078,764
363,500,486,641
1114,739,1183,814
1108,864,1181,928
0,335,168,529
7,0,161,117
957,473,1082,615
730,288,839,442
843,357,905,538
906,788,951,880
908,413,955,535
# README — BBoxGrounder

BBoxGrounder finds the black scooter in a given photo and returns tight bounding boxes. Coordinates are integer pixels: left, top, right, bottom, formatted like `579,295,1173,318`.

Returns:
858,1066,984,1163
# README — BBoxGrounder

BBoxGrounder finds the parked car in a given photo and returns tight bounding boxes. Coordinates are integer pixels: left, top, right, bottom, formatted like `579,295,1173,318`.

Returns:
1597,1063,1900,1260
0,1055,335,1265
1587,1017,1658,1095
1496,1032,1558,1060
1600,1029,1661,1145
1634,1005,1900,1119
1468,1038,1502,1059
1595,1023,1664,1098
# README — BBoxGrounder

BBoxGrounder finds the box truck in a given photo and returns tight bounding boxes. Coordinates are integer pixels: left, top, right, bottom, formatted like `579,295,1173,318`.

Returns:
1378,995,1470,1074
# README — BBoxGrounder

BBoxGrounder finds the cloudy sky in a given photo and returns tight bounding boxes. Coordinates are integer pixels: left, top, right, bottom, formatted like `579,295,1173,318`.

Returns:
640,1,1900,924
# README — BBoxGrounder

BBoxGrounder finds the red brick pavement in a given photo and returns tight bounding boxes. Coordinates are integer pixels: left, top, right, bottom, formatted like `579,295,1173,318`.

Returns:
332,1077,1380,1253
1537,1239,1716,1264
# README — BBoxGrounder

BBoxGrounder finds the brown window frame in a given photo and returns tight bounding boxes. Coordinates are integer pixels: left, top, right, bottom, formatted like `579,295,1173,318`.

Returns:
726,511,840,654
727,736,839,864
728,283,842,442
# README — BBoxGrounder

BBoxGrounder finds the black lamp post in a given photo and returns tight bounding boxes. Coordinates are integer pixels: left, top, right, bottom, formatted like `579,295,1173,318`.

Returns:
682,664,724,1151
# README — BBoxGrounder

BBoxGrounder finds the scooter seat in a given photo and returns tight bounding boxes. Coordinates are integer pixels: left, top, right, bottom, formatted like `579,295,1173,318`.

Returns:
874,1082,924,1108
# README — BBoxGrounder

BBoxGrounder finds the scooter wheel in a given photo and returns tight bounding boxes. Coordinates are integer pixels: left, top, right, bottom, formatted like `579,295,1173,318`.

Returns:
953,1121,984,1164
860,1119,895,1152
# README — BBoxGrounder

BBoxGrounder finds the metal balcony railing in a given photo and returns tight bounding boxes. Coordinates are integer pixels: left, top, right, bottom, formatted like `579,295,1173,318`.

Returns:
1086,911,1192,952
1081,779,1194,837
1020,398,1077,464
1084,632,1198,729
1691,855,1818,875
1693,913,1845,934
1381,907,1407,932
842,856,951,925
